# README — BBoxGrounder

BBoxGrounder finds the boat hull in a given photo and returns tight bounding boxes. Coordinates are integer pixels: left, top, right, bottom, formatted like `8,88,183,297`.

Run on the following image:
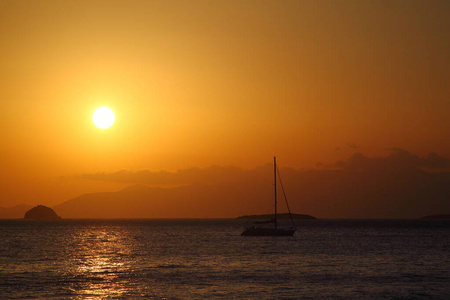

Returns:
241,227,295,236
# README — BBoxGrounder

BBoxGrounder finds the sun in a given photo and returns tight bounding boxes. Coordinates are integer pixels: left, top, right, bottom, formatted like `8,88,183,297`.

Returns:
92,107,115,129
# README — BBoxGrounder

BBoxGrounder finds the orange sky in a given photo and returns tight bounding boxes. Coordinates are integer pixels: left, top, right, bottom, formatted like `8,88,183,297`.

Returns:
1,0,449,207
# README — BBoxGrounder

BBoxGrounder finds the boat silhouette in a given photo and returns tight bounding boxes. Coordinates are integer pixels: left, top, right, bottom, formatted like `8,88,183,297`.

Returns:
241,157,296,236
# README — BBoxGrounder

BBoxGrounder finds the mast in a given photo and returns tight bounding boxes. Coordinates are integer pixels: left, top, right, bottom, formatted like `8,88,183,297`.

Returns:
274,156,277,229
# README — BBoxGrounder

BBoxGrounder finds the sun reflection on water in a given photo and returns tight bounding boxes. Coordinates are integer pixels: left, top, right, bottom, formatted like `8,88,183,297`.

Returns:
68,227,135,298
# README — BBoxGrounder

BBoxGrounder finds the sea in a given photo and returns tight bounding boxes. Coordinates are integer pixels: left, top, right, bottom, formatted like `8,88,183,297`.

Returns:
0,219,449,299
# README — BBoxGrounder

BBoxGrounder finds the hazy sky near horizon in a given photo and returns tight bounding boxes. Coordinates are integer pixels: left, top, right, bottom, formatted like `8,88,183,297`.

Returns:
1,0,449,206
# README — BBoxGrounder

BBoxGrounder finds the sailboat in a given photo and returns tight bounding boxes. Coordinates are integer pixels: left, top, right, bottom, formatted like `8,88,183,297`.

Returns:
241,157,296,236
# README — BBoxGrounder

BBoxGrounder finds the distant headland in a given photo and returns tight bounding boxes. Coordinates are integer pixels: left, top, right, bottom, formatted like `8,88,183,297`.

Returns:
421,214,450,220
24,205,61,220
237,213,316,220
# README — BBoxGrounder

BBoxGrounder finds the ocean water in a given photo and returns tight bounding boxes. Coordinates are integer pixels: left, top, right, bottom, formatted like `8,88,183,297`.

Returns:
0,219,449,299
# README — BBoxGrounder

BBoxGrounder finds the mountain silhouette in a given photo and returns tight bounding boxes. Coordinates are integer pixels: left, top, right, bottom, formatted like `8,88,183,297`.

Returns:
421,214,450,220
53,182,270,218
53,164,450,219
55,150,449,218
24,205,61,220
4,150,449,219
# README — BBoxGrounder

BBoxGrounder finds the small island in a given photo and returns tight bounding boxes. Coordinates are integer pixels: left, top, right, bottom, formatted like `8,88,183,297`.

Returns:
24,205,61,220
421,214,450,220
237,213,316,220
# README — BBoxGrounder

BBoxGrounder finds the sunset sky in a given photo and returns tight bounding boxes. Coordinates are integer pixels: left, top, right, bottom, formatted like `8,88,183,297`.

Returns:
1,0,449,209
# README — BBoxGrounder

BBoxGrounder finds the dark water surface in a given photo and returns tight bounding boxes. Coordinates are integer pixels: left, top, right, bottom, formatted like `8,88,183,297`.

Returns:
1,219,449,299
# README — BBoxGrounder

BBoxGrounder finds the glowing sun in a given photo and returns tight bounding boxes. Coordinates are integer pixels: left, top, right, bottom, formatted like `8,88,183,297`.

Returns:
92,107,115,129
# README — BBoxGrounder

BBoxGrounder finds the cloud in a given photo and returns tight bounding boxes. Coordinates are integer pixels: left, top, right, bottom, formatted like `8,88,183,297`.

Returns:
80,165,249,186
387,148,449,169
79,149,450,186
336,148,449,172
423,152,450,169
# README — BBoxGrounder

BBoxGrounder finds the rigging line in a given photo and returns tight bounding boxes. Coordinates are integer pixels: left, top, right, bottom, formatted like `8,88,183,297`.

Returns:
276,166,296,229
